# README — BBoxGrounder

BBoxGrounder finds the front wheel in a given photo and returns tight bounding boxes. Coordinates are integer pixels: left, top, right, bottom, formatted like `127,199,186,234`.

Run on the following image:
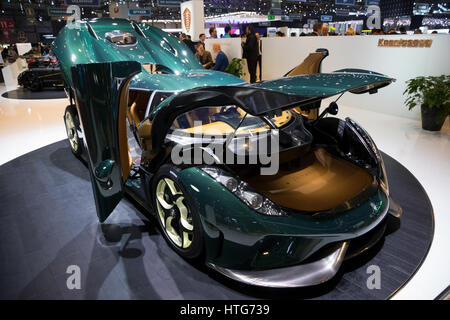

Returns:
152,165,204,259
64,105,83,157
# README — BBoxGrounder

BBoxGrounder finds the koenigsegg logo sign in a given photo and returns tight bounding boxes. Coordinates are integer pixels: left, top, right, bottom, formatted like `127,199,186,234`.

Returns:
183,8,191,33
378,38,433,48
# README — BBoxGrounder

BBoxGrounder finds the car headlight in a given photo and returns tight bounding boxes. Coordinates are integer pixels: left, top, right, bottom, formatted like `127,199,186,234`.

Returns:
346,118,389,196
201,167,288,216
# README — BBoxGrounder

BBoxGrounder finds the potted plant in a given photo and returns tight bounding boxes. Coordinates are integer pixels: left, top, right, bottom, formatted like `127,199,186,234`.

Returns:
225,58,245,78
404,75,450,131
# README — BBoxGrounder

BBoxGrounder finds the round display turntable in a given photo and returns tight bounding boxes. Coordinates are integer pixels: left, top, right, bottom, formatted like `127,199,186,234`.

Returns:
0,140,433,300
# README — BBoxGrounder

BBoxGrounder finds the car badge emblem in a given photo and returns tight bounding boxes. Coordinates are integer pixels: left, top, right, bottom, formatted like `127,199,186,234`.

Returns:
183,8,191,33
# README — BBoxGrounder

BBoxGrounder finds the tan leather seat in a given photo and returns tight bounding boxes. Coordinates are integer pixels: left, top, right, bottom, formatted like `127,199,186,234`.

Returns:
129,102,141,126
118,81,134,182
286,52,325,77
137,119,156,163
128,90,151,125
286,51,327,120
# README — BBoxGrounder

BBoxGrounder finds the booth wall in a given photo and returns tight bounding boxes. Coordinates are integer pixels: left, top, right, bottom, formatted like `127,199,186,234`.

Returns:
261,35,450,120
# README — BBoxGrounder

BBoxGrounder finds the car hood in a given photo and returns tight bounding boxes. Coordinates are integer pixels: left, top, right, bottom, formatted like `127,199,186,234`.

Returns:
53,18,202,88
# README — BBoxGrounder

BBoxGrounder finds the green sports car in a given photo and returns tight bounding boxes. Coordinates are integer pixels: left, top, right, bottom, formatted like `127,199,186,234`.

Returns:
53,18,401,288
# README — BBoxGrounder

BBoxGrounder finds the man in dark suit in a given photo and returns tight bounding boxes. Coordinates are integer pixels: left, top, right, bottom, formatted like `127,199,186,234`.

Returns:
243,25,258,83
183,34,196,54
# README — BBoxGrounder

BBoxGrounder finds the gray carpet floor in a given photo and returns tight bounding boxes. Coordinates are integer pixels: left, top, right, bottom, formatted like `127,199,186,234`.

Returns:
0,140,433,299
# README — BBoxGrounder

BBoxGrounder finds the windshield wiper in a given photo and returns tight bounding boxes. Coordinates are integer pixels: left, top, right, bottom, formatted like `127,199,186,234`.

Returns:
225,112,248,149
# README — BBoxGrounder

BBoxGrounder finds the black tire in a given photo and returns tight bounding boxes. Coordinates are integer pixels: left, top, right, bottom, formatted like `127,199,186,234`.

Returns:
64,105,83,158
152,164,204,259
29,74,42,91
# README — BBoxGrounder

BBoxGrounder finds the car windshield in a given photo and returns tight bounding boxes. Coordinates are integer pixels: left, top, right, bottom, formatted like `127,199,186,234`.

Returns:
171,106,293,136
105,31,137,46
166,106,312,157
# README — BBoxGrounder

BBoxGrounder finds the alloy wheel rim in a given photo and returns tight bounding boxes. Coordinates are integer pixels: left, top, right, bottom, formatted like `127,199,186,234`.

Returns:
156,178,194,249
65,112,79,152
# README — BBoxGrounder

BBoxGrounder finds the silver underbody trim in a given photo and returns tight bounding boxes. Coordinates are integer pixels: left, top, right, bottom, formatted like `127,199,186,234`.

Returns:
207,242,349,288
388,196,403,218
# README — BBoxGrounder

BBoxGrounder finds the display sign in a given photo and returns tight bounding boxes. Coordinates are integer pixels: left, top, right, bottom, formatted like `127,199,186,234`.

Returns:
128,8,151,16
289,13,303,20
64,0,100,7
157,0,182,7
109,3,128,19
378,38,432,48
269,8,283,16
335,0,355,5
24,4,36,25
48,7,75,16
0,19,15,43
259,21,271,27
270,0,282,16
335,8,350,16
0,19,15,30
321,15,333,22
281,16,293,22
413,3,430,16
208,8,229,15
307,19,318,25
180,0,204,40
365,0,380,6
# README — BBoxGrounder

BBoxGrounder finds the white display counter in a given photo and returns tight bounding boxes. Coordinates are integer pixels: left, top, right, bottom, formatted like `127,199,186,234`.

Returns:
1,58,28,89
261,35,450,120
207,35,450,120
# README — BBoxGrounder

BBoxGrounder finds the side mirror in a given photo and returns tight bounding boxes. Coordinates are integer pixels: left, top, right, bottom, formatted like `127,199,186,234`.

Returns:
328,101,339,115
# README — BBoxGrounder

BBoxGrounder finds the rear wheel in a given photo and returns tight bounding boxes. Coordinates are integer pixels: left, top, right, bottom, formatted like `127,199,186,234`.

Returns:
64,105,83,157
152,165,203,259
29,74,42,91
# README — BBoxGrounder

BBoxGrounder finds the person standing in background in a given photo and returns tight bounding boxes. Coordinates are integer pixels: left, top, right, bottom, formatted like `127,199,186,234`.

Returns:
243,25,258,83
321,24,329,36
255,32,262,81
198,33,206,47
345,28,356,36
182,34,196,54
309,22,323,36
212,43,229,72
209,27,217,39
223,25,232,38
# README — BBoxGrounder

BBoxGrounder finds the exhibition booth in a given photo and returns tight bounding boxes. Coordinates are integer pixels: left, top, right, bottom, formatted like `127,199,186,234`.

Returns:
205,34,450,120
0,0,449,303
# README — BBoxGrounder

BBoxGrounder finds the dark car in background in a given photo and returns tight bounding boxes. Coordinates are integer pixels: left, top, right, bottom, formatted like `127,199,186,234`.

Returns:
17,53,64,91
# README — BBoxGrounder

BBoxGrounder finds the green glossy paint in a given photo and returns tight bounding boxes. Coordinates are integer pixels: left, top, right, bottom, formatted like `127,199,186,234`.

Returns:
54,18,395,272
52,18,244,91
247,72,394,97
70,61,141,222
177,167,389,270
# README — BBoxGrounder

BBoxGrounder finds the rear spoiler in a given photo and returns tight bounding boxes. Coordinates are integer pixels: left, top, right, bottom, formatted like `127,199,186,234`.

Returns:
149,70,394,152
248,70,395,101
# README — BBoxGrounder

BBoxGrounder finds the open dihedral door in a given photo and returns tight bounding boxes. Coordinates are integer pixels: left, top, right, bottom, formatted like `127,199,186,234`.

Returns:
71,61,141,222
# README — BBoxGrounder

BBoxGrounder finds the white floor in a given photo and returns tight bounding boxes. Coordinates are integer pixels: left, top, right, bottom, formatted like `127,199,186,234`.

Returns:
0,84,449,299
